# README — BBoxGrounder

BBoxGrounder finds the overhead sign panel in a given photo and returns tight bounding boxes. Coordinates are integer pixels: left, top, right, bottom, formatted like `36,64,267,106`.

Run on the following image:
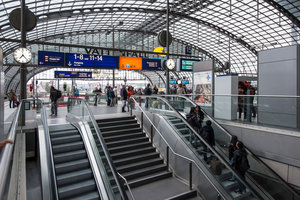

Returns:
142,58,162,71
55,71,92,78
65,53,119,69
119,57,142,70
38,51,64,67
180,58,200,71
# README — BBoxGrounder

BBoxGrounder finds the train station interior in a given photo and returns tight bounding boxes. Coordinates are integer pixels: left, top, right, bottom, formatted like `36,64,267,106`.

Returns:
0,0,300,200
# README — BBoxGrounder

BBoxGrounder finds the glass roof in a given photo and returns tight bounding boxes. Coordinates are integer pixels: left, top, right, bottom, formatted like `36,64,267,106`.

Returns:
0,0,299,93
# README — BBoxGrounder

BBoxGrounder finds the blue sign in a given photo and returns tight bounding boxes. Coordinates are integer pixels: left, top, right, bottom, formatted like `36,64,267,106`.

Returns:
169,80,177,85
185,46,192,55
65,53,119,69
182,80,189,84
142,58,162,71
55,71,92,79
38,51,65,67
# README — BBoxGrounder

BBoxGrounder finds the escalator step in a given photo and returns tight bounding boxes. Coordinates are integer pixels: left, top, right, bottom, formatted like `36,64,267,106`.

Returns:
55,158,89,174
54,149,87,164
51,134,81,145
70,191,100,200
52,141,84,154
58,179,97,199
50,129,79,138
57,168,94,186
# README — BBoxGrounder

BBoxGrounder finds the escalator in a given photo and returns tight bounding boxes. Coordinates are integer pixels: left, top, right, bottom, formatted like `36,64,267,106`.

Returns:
49,124,100,199
158,95,300,200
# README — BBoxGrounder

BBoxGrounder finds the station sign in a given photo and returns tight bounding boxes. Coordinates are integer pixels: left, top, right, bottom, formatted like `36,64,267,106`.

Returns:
181,80,189,84
142,58,162,71
180,58,200,71
169,80,177,84
55,71,92,78
65,53,119,69
119,57,142,70
38,51,64,67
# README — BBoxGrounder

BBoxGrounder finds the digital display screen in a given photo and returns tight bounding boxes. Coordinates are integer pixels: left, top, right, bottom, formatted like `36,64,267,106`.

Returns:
169,80,177,85
38,51,65,67
180,59,199,71
65,53,119,69
142,58,162,71
119,57,142,70
181,80,189,84
55,71,92,78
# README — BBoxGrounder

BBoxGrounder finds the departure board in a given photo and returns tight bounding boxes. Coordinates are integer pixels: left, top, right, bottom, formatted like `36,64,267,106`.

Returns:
38,51,65,66
65,53,119,69
55,71,92,78
180,59,199,71
142,58,162,71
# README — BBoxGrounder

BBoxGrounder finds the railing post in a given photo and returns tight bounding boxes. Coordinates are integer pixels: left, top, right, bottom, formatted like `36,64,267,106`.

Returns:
189,161,192,190
151,125,153,145
166,146,169,170
130,100,133,116
141,112,143,129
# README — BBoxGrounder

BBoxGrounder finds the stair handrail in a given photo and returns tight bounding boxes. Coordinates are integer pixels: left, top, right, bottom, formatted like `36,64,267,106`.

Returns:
67,97,130,200
162,94,300,198
37,98,59,200
130,96,234,200
118,173,136,200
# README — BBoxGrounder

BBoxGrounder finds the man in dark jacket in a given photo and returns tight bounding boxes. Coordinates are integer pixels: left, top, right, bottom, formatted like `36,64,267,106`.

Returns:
50,86,58,116
120,85,128,112
200,120,215,161
232,141,249,194
144,84,152,108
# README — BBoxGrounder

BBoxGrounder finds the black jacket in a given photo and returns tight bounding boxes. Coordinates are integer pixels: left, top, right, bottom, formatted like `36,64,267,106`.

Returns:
229,143,236,161
50,89,58,102
232,148,248,174
121,88,128,100
201,125,215,146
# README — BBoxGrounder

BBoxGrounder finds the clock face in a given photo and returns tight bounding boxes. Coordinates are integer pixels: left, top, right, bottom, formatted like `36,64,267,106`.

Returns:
166,59,175,70
13,47,32,64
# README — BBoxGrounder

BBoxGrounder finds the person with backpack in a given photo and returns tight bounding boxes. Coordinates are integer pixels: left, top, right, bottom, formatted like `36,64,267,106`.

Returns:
231,141,250,194
50,86,61,117
200,120,215,162
144,83,152,109
120,85,128,112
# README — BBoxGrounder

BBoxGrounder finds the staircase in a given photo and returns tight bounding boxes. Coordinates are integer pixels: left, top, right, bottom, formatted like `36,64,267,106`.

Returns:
97,116,200,200
165,116,256,200
49,124,100,200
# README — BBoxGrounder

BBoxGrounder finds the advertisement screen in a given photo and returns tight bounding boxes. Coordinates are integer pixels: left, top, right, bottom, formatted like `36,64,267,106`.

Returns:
181,59,199,71
55,71,92,78
193,71,212,106
142,58,162,71
65,53,118,69
119,57,142,70
38,51,65,67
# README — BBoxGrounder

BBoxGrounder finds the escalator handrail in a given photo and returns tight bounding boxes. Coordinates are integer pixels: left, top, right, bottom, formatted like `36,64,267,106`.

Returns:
163,94,300,198
132,95,264,200
130,96,232,200
0,100,24,198
67,97,129,200
37,99,59,200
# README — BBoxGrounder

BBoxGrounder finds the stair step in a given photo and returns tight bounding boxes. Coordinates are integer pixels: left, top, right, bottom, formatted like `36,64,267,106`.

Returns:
106,137,149,148
117,158,164,173
111,146,156,160
58,179,97,199
108,142,152,154
53,149,87,164
56,169,93,186
99,119,138,127
114,152,160,167
70,191,100,200
100,124,140,132
165,190,198,200
128,171,173,188
52,141,84,154
51,134,81,145
97,116,135,123
49,124,75,132
101,127,142,136
55,159,90,174
50,129,79,138
123,164,168,180
104,132,145,143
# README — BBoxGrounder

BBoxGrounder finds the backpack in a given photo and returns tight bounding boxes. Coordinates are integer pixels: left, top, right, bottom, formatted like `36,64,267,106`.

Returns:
144,87,151,95
239,154,250,173
57,90,62,99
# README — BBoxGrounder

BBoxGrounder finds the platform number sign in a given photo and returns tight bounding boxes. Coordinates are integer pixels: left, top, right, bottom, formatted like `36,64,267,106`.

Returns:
185,46,192,55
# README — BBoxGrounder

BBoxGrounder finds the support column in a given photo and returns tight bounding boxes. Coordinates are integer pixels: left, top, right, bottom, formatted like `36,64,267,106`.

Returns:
166,0,170,94
112,27,115,88
0,48,4,140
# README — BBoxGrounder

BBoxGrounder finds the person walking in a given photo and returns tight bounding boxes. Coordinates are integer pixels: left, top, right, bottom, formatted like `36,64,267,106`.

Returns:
50,86,59,116
153,85,158,94
176,84,186,95
144,83,152,108
120,85,128,112
7,89,17,108
127,86,135,111
108,86,115,107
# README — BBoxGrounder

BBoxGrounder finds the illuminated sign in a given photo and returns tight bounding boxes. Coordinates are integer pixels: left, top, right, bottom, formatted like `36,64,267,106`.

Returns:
169,80,177,84
119,57,142,70
180,59,199,71
65,53,119,69
55,71,92,78
182,80,189,84
142,58,162,71
38,51,64,66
